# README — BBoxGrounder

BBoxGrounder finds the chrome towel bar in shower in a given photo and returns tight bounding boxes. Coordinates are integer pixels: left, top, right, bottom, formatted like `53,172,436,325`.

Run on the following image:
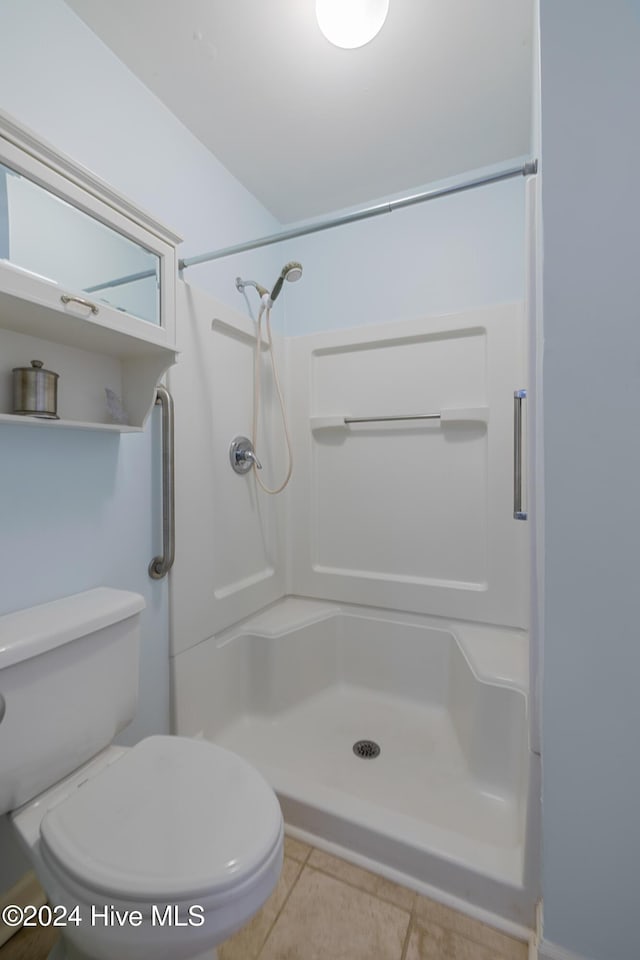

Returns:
309,407,489,430
344,413,441,424
149,385,175,579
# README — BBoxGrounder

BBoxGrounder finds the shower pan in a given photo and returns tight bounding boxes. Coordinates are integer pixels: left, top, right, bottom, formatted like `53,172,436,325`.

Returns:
173,597,534,926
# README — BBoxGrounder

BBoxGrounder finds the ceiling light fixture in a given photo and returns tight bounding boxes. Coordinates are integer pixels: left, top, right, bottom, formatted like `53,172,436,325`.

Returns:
316,0,389,49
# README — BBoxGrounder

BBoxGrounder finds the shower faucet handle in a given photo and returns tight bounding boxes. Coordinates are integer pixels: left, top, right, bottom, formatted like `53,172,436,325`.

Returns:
241,448,263,470
229,436,262,474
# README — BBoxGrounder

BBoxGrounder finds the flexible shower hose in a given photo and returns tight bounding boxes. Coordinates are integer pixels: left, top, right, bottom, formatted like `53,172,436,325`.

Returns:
251,301,293,494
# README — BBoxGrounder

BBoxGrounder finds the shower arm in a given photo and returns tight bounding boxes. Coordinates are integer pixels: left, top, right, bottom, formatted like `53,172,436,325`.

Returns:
235,277,269,298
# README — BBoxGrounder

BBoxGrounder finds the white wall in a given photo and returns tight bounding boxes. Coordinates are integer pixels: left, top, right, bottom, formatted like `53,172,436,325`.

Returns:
0,0,279,891
540,3,640,959
281,173,526,337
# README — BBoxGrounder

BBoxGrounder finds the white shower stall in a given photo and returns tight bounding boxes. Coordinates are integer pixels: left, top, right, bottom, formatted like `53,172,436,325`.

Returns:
169,174,539,930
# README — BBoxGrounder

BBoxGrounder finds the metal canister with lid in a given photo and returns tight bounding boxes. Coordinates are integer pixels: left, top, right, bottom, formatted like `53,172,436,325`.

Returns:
12,360,59,419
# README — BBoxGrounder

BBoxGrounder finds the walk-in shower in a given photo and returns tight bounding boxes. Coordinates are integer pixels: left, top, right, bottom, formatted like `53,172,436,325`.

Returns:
171,163,538,935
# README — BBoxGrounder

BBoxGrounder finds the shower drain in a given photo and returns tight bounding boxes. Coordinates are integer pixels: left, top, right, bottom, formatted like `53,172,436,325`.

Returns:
352,739,381,759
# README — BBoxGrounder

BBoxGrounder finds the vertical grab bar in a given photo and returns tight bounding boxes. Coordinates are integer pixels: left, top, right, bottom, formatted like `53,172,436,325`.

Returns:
149,386,175,579
513,389,527,520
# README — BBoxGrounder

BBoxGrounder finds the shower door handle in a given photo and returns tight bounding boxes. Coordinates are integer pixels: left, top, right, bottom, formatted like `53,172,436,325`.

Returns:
149,386,175,579
513,389,527,520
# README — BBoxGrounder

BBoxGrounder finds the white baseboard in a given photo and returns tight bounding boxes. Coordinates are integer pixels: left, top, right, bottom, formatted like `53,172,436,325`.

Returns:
0,870,46,947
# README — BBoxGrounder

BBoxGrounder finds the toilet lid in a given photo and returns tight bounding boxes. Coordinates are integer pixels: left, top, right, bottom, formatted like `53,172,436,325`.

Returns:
39,736,283,901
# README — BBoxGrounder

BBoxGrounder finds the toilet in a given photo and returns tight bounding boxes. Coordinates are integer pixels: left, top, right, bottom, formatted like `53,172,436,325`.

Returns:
0,588,284,960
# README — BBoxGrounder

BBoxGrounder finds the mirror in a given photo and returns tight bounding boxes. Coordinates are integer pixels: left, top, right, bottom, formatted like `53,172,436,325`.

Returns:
0,161,161,325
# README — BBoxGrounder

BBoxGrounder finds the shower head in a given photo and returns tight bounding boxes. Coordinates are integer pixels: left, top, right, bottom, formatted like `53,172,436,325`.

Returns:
269,261,303,303
236,262,303,306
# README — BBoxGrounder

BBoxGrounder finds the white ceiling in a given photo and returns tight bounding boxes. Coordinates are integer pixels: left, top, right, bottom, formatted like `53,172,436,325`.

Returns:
64,0,534,224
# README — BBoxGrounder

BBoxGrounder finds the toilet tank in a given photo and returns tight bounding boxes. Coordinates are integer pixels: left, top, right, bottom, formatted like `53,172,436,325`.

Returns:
0,588,144,814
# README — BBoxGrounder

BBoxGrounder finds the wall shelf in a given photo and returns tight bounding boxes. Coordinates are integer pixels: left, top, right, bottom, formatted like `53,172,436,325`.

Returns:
0,110,181,432
0,413,142,433
0,264,177,430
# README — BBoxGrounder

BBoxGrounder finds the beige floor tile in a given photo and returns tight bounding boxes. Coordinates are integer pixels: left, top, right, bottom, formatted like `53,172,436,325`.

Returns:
0,922,58,960
308,848,415,911
284,835,312,863
259,866,410,960
406,920,500,960
413,896,528,959
218,856,303,960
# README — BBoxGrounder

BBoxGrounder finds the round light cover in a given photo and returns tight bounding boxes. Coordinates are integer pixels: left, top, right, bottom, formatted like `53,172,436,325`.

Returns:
316,0,389,49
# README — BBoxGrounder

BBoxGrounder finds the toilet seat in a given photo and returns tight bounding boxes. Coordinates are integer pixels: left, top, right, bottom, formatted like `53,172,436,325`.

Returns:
39,736,283,903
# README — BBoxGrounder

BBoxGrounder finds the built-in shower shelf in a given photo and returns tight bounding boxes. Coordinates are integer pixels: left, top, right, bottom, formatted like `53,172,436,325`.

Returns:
310,407,489,431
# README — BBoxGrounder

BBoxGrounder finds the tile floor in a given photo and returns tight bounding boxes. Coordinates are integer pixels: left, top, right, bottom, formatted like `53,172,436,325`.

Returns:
0,837,530,960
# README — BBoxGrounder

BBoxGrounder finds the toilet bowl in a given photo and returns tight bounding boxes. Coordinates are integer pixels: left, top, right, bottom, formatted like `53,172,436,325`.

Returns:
0,589,284,960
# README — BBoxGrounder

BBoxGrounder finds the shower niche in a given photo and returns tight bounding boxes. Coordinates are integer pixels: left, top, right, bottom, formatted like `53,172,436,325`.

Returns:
0,109,180,431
